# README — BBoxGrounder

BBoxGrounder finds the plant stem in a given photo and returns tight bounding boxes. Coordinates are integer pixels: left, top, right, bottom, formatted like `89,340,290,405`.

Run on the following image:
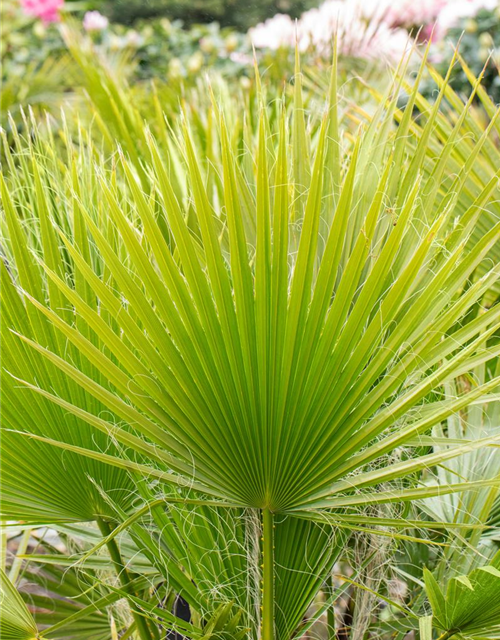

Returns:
97,518,153,640
261,508,274,640
9,528,31,584
326,574,335,639
0,529,7,573
436,632,455,640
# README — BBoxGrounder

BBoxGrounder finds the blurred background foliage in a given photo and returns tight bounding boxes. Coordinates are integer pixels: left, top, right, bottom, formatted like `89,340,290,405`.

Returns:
2,0,500,131
430,5,500,103
100,0,318,29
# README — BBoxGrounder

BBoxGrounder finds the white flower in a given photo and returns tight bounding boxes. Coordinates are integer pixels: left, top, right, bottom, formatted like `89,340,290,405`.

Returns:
249,0,411,62
187,51,204,74
240,75,252,89
125,29,143,48
83,10,109,33
200,36,216,54
109,35,123,51
249,13,296,50
225,33,239,53
160,18,172,34
169,57,183,79
248,0,500,61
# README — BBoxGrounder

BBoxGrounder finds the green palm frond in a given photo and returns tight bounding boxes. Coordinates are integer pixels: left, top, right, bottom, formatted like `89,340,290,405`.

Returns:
2,45,500,639
423,550,500,640
419,363,500,579
0,569,39,640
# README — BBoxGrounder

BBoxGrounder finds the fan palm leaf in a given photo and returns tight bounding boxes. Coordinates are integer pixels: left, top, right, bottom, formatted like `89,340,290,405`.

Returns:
0,569,39,640
422,550,500,640
2,49,500,639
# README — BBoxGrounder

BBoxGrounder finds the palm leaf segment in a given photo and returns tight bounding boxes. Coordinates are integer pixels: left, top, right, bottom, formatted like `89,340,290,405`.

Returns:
0,569,39,640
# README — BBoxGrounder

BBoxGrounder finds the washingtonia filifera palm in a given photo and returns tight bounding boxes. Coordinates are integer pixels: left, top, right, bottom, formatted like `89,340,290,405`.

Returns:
2,46,500,639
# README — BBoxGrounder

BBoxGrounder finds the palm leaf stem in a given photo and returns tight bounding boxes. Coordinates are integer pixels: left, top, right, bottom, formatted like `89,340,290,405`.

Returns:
96,518,154,640
262,508,275,640
326,574,335,639
436,632,455,640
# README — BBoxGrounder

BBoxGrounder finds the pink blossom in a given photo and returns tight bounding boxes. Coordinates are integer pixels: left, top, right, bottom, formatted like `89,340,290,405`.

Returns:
229,51,253,65
249,0,499,61
20,0,63,23
83,10,109,32
250,1,409,62
381,0,499,39
382,0,449,28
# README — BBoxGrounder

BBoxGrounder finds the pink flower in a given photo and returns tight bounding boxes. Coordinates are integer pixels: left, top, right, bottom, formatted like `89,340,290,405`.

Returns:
229,50,253,65
382,0,449,29
83,10,109,32
20,0,63,23
250,1,410,62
